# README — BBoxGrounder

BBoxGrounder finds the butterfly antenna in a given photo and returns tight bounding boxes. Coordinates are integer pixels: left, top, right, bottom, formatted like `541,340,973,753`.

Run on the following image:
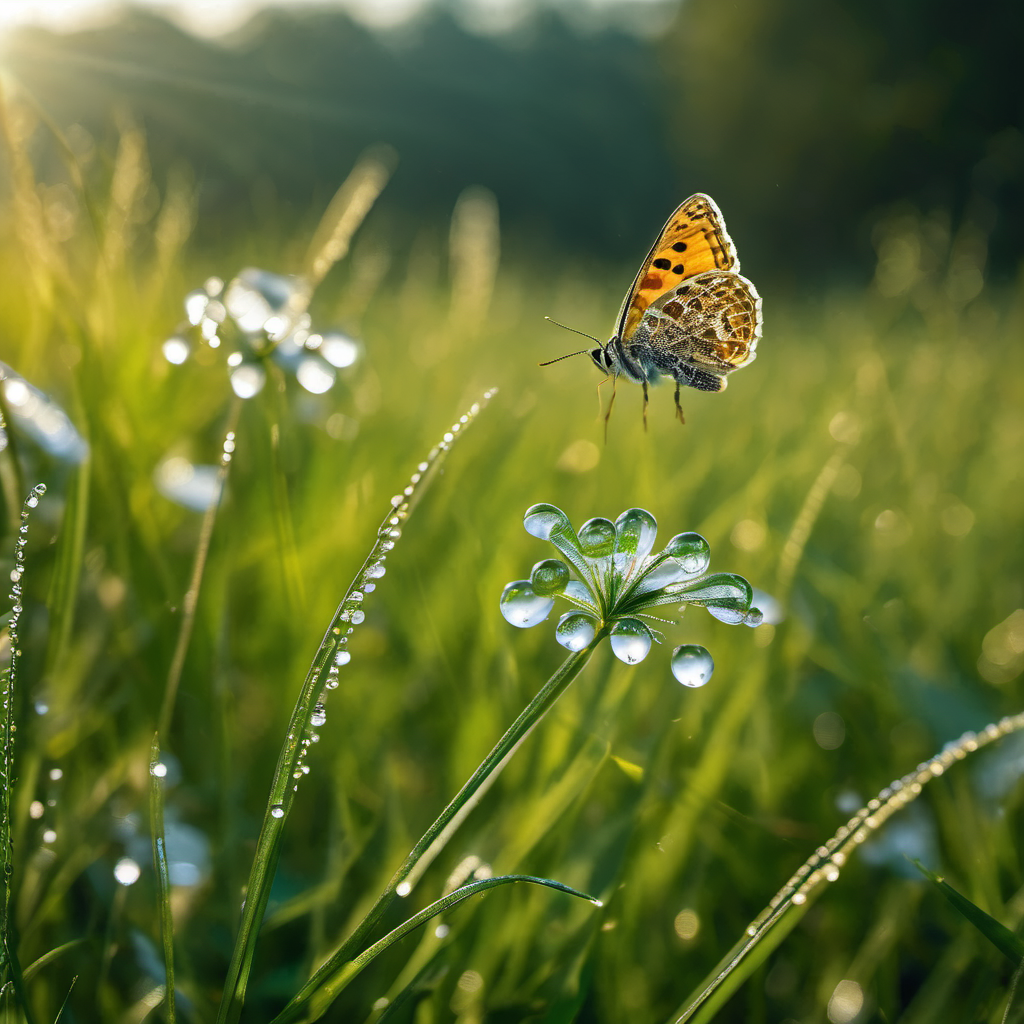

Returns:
543,316,600,343
538,317,602,367
538,348,589,367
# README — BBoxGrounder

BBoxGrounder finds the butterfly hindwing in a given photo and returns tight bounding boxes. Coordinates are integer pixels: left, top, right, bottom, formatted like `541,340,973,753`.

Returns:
648,270,761,371
616,194,739,342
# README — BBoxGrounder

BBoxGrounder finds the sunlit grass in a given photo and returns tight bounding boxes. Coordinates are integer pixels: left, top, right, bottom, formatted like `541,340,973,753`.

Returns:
0,104,1022,1024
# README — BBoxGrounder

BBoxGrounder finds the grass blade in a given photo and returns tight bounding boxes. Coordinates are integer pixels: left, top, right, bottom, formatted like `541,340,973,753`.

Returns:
913,860,1024,964
216,391,495,1024
669,712,1024,1023
273,875,601,1024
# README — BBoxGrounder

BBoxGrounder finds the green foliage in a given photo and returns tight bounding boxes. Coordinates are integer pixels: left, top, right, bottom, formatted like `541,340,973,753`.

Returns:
0,100,1022,1024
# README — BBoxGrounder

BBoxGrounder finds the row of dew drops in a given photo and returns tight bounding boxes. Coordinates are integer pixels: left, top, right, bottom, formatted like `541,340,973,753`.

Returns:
268,391,498,817
1,486,47,846
746,711,1024,937
164,268,361,399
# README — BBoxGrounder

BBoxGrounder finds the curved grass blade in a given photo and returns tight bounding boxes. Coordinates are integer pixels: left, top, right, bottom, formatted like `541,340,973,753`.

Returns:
272,875,601,1024
669,711,1024,1023
216,391,496,1024
149,735,176,1024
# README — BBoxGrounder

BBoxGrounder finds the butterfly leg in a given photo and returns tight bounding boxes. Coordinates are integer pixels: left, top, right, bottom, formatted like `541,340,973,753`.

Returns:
642,381,649,432
674,383,686,425
600,378,617,443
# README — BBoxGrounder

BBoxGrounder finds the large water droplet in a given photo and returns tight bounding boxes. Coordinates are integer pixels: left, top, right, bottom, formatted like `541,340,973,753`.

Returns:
162,336,190,365
155,457,222,512
1,366,88,463
500,580,554,627
310,703,327,727
230,362,267,399
555,612,599,651
663,533,711,576
318,331,361,368
523,504,571,541
224,268,309,337
530,558,570,596
578,518,616,558
184,289,210,325
609,618,652,664
296,356,335,394
614,508,658,562
270,805,285,819
671,645,714,687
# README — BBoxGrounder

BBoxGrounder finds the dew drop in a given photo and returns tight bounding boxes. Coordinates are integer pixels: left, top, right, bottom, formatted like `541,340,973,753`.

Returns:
523,503,571,541
609,618,652,664
530,558,570,596
270,805,285,819
350,610,365,625
671,645,714,687
663,533,711,575
578,517,616,558
614,509,658,561
334,650,351,667
499,580,554,628
555,611,599,651
230,363,267,399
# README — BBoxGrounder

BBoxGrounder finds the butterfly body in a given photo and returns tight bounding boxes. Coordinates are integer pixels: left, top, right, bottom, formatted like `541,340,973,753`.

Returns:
587,194,762,423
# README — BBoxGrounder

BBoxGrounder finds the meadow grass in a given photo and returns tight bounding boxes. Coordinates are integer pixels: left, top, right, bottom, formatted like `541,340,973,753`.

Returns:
0,110,1022,1023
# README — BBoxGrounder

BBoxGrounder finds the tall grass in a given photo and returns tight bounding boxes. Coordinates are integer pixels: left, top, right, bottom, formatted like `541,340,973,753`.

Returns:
0,95,1022,1024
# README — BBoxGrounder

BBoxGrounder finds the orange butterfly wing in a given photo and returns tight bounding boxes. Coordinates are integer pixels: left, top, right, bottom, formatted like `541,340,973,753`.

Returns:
615,194,739,341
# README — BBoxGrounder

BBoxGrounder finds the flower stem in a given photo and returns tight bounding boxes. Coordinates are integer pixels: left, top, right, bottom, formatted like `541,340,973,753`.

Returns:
270,633,607,1024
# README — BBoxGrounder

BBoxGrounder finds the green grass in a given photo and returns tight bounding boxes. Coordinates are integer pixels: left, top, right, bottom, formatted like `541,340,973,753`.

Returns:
0,112,1022,1024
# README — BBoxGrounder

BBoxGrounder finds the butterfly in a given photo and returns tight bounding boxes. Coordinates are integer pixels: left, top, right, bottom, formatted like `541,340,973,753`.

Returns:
544,194,762,426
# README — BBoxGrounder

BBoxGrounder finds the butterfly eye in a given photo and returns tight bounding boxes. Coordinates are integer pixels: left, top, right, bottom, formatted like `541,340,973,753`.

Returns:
590,348,606,367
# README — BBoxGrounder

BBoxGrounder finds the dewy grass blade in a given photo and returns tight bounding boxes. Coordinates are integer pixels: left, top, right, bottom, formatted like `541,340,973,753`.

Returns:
669,712,1024,1024
275,875,601,1024
1,484,45,1024
159,398,241,738
148,735,176,1024
216,390,496,1024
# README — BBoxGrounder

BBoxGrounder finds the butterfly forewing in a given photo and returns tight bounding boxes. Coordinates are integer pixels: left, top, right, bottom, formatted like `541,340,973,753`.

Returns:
616,194,739,341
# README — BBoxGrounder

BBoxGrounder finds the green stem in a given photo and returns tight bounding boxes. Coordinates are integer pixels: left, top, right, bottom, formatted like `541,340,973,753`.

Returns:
270,635,606,1024
149,735,176,1024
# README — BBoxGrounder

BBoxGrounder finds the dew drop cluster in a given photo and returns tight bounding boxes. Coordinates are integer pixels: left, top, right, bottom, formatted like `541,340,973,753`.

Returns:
743,711,1024,944
1,485,47,855
164,271,363,400
501,502,764,687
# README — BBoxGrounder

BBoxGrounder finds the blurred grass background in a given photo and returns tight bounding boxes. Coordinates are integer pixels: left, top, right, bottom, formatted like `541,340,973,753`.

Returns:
0,1,1022,1021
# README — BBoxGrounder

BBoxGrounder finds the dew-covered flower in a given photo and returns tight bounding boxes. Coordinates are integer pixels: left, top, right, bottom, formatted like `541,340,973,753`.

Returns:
164,269,362,399
500,503,762,687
